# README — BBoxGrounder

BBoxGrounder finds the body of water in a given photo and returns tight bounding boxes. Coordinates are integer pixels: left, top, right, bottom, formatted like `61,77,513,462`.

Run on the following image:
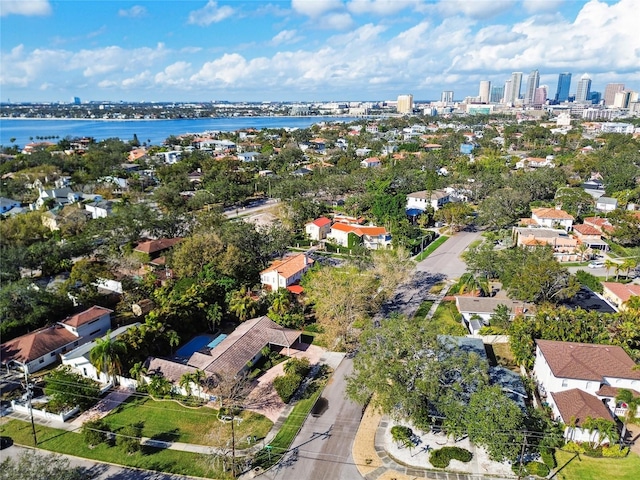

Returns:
0,116,352,148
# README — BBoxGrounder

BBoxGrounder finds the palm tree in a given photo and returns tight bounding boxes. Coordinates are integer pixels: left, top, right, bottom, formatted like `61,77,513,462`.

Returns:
456,272,490,297
576,243,590,262
623,296,640,312
180,372,193,397
229,287,258,322
89,331,127,385
167,330,180,355
615,389,640,450
621,258,638,279
129,361,148,387
604,260,617,281
269,289,292,317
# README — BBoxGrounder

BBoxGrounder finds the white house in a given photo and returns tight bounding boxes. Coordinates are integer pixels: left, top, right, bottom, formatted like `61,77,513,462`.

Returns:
406,190,451,212
0,306,113,373
33,187,82,210
595,197,618,212
61,323,140,388
454,297,529,334
328,223,392,250
530,207,574,231
237,152,260,162
260,253,314,291
533,339,640,443
360,157,381,168
305,217,332,241
85,200,113,219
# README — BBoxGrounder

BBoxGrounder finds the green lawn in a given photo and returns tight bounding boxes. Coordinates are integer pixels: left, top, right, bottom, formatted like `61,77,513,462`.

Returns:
413,300,434,319
422,300,467,335
0,419,224,478
554,449,640,480
415,235,449,262
101,396,272,449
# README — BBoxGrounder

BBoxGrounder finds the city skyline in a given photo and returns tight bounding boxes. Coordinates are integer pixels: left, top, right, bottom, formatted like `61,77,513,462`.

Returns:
1,0,638,103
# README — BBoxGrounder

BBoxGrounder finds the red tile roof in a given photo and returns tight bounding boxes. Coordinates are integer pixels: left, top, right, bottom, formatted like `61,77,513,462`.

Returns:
573,224,602,236
551,389,613,426
536,339,640,382
602,282,640,304
330,223,388,237
134,238,182,255
62,306,113,328
1,325,78,364
310,217,331,228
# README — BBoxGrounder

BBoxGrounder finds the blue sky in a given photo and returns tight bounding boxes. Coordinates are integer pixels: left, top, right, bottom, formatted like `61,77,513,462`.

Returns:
1,0,638,102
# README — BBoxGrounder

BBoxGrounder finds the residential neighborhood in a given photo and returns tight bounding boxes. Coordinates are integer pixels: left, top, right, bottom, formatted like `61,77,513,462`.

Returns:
1,109,640,480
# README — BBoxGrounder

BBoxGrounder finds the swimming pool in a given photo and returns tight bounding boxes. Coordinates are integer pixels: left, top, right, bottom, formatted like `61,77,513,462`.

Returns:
176,334,217,358
207,334,227,349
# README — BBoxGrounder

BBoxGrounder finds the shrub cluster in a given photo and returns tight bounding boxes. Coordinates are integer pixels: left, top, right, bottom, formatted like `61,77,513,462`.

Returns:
540,448,557,469
116,422,143,454
273,358,311,404
512,461,550,478
602,445,630,458
390,425,414,447
82,419,111,447
429,446,472,468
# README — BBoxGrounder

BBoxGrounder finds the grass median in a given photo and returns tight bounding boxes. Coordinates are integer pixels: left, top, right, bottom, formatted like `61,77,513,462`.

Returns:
415,235,448,262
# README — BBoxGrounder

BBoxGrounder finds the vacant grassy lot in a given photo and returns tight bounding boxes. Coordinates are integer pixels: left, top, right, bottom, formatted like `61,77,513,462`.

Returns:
0,419,224,478
554,449,640,480
102,396,272,448
423,300,467,335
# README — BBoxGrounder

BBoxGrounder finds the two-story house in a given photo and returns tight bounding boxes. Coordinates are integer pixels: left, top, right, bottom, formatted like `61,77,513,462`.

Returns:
328,223,392,250
305,217,332,241
533,339,640,444
260,253,314,292
406,190,451,213
530,207,574,231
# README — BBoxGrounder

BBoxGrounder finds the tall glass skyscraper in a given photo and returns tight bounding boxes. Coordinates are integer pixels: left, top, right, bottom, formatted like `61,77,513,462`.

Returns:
524,70,540,105
554,73,572,103
576,73,592,103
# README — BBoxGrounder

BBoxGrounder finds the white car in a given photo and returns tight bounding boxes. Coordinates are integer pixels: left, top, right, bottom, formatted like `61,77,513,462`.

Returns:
588,261,604,269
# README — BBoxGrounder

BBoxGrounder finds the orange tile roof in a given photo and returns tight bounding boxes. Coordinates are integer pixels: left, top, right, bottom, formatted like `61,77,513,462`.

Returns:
261,253,313,279
573,224,602,236
602,282,640,304
309,217,331,228
62,306,113,328
1,325,78,364
532,207,574,220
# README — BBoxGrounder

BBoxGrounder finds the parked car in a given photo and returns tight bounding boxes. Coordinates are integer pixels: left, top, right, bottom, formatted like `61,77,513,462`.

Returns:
0,436,13,449
588,261,604,269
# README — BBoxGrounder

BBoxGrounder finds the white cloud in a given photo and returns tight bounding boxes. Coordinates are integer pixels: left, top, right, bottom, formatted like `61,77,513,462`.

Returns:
317,12,353,30
271,30,300,46
118,5,147,18
188,1,235,26
0,0,51,17
436,0,517,19
155,61,192,86
347,0,423,15
291,0,343,18
521,0,563,13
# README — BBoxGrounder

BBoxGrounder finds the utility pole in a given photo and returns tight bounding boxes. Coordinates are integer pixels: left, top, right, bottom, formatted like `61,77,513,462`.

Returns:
15,361,38,446
517,433,527,480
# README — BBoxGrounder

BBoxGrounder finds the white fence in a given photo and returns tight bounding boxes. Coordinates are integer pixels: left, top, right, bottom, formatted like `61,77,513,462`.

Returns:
11,401,79,422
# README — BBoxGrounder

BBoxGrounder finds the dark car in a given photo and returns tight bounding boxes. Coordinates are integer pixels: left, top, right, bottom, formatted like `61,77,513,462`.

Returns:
0,436,13,449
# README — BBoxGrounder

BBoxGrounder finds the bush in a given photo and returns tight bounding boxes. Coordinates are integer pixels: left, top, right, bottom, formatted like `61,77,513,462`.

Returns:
602,445,629,458
575,270,603,293
116,423,143,454
284,357,311,377
273,373,303,403
540,448,557,469
429,446,473,468
526,461,550,477
390,425,414,447
83,419,110,447
563,441,586,454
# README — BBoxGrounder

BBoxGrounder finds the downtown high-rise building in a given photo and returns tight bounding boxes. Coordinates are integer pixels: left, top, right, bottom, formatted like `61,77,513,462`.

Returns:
396,94,414,114
604,83,625,106
533,86,548,106
554,73,572,103
505,72,523,105
490,85,504,103
478,80,491,103
441,91,454,103
576,73,592,103
524,70,540,105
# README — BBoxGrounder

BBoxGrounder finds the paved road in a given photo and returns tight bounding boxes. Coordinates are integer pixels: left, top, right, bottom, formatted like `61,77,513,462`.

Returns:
378,229,483,320
1,443,192,480
260,230,482,480
262,358,362,480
